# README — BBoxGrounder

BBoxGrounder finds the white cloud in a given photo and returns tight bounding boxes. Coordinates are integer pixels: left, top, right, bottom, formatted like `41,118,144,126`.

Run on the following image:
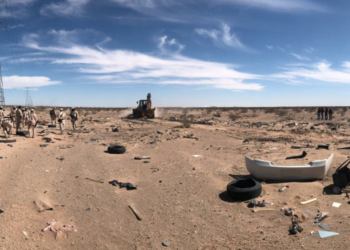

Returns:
158,35,185,53
304,47,315,54
195,23,247,50
40,0,89,17
273,62,350,85
266,45,273,50
3,76,60,89
290,53,310,61
22,33,263,91
219,0,324,12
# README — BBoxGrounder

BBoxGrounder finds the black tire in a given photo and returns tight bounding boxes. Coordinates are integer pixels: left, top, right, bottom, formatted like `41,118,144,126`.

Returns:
16,131,29,136
227,179,262,201
108,145,126,154
0,139,16,143
48,125,57,128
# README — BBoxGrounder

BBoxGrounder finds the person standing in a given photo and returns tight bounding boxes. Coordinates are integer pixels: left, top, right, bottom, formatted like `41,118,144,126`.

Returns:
22,107,29,127
0,106,4,123
16,106,23,133
10,107,16,124
50,108,57,125
28,109,37,138
317,108,321,120
329,108,334,120
325,107,329,120
58,108,66,134
320,107,325,120
69,107,79,130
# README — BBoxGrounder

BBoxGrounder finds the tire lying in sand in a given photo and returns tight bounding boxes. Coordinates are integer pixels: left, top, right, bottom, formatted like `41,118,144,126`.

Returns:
108,145,126,154
16,131,29,136
227,179,262,201
0,139,16,143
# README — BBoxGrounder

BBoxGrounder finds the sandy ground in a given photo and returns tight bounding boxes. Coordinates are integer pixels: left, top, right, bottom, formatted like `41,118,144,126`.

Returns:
0,107,350,249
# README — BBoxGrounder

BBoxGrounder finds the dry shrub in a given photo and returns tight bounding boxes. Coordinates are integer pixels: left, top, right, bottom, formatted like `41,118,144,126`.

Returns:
276,109,288,117
229,113,240,121
340,107,348,117
213,111,221,117
180,115,193,128
264,108,277,114
239,108,248,113
206,108,213,114
294,108,303,113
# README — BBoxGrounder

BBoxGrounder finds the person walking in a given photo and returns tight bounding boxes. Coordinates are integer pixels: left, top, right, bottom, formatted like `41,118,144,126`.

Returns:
58,108,66,134
317,108,321,120
22,107,29,127
69,107,79,130
329,108,334,120
50,108,57,125
16,106,23,133
27,109,37,138
325,108,329,120
10,107,16,124
320,107,325,120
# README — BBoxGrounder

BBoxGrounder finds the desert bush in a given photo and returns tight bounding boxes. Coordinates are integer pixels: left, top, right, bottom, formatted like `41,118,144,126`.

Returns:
180,115,193,128
206,108,213,114
340,107,348,117
264,108,277,114
229,113,240,121
239,108,248,113
294,107,303,113
276,109,288,117
213,111,221,117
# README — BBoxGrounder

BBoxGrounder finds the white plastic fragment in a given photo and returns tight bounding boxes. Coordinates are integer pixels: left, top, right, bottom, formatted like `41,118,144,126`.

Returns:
192,155,201,158
332,202,341,208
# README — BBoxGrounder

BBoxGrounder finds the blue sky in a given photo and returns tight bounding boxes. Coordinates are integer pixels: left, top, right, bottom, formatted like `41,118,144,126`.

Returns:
0,0,350,107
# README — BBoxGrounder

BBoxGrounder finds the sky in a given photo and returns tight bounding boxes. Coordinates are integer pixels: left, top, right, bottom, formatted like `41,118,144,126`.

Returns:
1,0,350,107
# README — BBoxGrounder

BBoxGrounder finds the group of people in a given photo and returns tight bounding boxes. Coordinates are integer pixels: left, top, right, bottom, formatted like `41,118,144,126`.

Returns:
317,107,333,120
0,106,79,138
49,107,79,134
0,106,38,138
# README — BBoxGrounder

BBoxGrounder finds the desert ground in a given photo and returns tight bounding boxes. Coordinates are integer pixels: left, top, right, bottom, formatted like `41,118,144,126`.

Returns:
1,106,350,250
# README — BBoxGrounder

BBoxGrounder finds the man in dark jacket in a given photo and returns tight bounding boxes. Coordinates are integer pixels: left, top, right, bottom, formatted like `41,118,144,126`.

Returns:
325,108,329,120
329,108,333,120
321,107,325,120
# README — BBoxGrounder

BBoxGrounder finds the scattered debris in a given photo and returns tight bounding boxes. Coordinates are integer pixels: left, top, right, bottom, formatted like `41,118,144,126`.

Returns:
281,207,294,216
304,210,313,216
248,199,273,208
319,224,329,230
192,155,201,158
246,154,334,181
317,145,329,150
183,134,199,140
252,208,275,212
332,202,341,208
42,219,78,233
43,138,52,143
291,144,314,149
289,216,303,235
314,212,329,224
109,180,136,190
300,197,317,205
318,231,339,239
0,209,4,214
162,241,170,247
85,178,104,184
279,186,289,192
134,156,151,160
40,144,49,148
286,151,307,160
128,205,142,221
112,128,119,132
34,200,53,213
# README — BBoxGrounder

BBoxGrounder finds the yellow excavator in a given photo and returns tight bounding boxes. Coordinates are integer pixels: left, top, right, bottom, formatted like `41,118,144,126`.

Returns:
133,93,155,119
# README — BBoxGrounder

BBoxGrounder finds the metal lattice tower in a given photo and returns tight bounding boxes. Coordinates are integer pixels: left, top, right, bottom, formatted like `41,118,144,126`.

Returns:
25,87,33,107
0,62,5,107
0,1,6,107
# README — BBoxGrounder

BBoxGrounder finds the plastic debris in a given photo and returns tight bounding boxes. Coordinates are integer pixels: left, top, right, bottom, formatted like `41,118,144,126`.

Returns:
318,231,339,239
134,156,151,160
192,155,201,158
248,199,273,208
279,185,289,192
286,151,307,160
252,208,275,212
162,241,170,247
289,216,303,235
332,202,341,208
300,197,317,205
109,180,136,190
319,224,329,230
304,210,313,216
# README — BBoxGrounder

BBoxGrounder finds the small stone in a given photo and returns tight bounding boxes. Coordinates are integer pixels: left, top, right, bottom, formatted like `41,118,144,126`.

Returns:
162,241,169,247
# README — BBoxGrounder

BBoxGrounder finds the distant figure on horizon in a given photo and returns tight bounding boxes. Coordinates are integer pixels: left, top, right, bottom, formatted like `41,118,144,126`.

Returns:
28,109,37,138
329,108,333,120
317,108,321,120
320,107,325,120
50,108,57,125
325,107,329,120
70,107,79,130
58,108,66,135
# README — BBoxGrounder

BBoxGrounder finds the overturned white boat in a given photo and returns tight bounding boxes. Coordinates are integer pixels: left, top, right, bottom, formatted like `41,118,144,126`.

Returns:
245,154,334,181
